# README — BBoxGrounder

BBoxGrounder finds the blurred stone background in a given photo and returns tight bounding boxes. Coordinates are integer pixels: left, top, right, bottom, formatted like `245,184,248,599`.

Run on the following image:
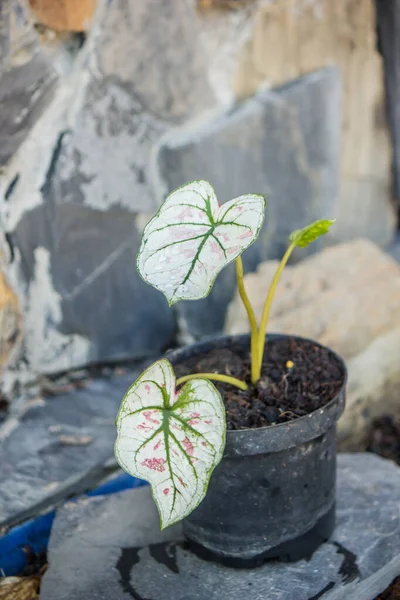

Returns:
1,1,400,573
0,0,399,441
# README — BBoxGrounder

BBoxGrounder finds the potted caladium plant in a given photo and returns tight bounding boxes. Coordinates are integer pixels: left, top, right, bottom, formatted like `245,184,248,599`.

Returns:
115,180,346,565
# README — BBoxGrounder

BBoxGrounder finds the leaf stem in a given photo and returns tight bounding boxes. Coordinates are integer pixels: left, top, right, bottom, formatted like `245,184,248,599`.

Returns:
255,242,296,380
176,373,248,391
235,257,259,385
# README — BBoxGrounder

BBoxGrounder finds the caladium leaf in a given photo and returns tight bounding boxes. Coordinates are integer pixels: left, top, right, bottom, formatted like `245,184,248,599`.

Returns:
289,219,335,248
137,180,265,305
115,359,226,529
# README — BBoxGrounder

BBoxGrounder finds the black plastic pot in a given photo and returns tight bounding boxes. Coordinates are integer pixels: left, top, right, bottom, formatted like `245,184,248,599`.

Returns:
167,333,347,566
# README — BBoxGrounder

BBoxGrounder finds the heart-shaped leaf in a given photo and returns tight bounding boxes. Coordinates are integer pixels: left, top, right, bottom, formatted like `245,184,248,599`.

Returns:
289,219,335,248
115,359,226,529
137,180,266,305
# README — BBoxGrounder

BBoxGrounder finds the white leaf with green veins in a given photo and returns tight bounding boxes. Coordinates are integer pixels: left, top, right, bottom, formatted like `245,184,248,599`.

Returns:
137,180,266,305
115,359,226,529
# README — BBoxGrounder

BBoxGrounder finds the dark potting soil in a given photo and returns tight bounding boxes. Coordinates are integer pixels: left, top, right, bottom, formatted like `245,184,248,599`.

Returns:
374,577,400,600
367,416,400,466
174,337,344,430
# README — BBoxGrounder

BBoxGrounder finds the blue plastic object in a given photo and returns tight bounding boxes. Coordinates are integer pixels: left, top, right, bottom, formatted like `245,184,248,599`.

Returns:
0,473,147,576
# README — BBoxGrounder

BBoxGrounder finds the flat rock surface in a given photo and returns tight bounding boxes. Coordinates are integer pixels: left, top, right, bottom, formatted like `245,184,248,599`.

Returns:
0,365,146,529
41,454,400,600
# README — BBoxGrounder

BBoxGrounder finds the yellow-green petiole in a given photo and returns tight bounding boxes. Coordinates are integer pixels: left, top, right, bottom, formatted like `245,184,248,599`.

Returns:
176,373,248,391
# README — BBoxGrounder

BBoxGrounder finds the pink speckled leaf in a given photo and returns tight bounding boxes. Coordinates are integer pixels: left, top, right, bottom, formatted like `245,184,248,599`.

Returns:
114,359,226,529
137,180,266,305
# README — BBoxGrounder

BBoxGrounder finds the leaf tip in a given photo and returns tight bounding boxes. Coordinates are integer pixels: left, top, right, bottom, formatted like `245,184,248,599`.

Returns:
289,218,336,248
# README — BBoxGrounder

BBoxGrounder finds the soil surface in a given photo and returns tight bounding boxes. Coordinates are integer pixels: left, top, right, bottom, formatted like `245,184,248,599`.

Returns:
374,577,400,599
367,416,400,466
174,337,344,430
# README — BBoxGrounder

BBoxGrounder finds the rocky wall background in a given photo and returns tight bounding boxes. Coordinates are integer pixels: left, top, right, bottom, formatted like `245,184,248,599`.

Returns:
0,0,397,377
1,0,400,544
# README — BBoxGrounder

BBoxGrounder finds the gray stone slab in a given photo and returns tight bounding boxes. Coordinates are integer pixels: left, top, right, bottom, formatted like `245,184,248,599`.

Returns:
157,67,341,339
10,203,176,373
41,454,400,600
49,0,216,215
1,0,215,373
0,0,57,165
0,366,147,529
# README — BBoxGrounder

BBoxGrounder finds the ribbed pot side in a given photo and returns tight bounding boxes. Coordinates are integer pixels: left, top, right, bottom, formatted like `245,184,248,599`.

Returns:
167,334,347,566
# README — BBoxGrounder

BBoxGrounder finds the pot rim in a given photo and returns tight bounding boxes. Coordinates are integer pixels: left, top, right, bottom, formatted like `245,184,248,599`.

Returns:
166,333,347,455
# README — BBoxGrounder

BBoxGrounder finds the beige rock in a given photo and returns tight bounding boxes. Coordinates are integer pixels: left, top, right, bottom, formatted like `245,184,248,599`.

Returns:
225,239,400,361
235,0,396,246
338,327,400,450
